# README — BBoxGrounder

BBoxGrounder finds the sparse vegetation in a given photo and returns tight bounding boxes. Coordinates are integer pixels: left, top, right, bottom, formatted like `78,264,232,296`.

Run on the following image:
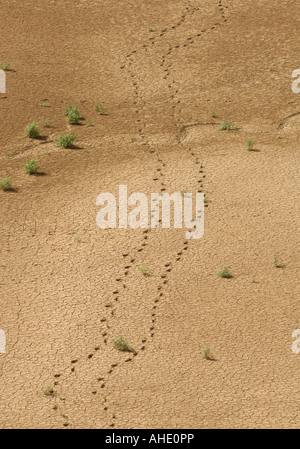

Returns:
0,61,11,71
67,109,80,124
38,103,50,107
40,118,51,128
42,386,54,396
246,139,255,151
210,110,217,118
180,189,187,197
219,120,237,131
57,133,76,149
25,121,41,139
87,119,93,127
64,104,75,116
24,158,40,175
0,177,12,191
113,336,136,354
148,27,153,32
138,264,152,276
273,254,280,268
217,267,232,278
65,105,81,124
203,347,211,360
74,236,81,243
94,104,105,115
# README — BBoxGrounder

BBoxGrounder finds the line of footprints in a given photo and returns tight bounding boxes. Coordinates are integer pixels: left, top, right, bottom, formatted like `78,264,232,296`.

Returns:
51,0,221,426
51,146,207,428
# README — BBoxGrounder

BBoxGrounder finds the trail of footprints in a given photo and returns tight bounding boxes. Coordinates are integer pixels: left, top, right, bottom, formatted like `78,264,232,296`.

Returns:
52,149,207,428
51,149,168,427
51,0,224,428
159,0,229,127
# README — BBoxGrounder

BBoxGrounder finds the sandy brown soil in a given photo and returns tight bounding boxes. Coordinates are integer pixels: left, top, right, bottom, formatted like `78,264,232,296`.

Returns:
0,0,299,429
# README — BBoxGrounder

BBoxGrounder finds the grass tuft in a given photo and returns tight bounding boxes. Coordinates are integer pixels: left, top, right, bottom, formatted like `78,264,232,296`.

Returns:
138,264,152,276
40,118,51,128
24,158,40,175
203,347,211,360
112,336,136,354
217,267,232,278
94,104,105,115
246,139,255,151
273,254,280,268
219,120,236,131
42,386,54,396
0,61,11,71
0,177,12,191
65,105,81,124
57,133,76,149
25,121,41,139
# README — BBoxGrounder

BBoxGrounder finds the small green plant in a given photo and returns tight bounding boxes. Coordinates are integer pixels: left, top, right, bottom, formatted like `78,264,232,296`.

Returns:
148,27,153,32
57,133,76,149
87,119,93,127
40,118,51,127
24,158,40,175
217,267,232,278
0,177,12,191
130,136,136,142
94,104,105,115
203,347,211,360
67,109,80,124
0,61,11,71
210,110,216,118
64,105,81,124
25,121,41,139
74,236,81,243
219,120,236,131
204,195,209,203
246,139,255,151
138,264,152,276
38,102,50,107
64,104,75,116
6,153,12,159
269,64,275,71
112,336,136,354
42,386,54,396
180,189,187,197
273,254,280,268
